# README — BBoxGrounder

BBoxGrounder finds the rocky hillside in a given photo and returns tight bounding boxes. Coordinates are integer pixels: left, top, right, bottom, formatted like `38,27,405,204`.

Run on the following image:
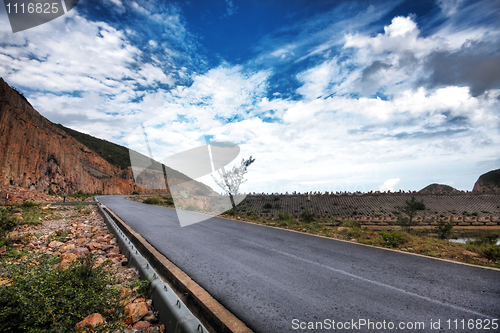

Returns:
473,169,500,194
418,183,457,194
0,78,206,195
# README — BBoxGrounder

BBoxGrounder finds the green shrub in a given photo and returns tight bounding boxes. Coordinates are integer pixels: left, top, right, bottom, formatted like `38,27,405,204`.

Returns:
435,220,454,239
143,196,161,205
469,234,498,246
247,211,260,220
0,208,18,247
380,230,408,247
21,201,40,208
263,203,273,209
0,211,17,234
481,245,500,262
131,279,151,296
300,211,316,223
161,195,174,206
70,190,94,201
277,212,293,222
0,254,122,332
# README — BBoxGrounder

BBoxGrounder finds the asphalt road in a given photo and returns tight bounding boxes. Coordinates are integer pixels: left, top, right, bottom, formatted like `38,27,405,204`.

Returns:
97,196,500,333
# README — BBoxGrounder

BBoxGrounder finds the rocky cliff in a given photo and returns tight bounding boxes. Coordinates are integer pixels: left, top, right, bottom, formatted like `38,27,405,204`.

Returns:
473,169,500,194
0,78,190,195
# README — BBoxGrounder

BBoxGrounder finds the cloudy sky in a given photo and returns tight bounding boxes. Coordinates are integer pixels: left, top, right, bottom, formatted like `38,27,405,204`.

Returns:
0,0,499,194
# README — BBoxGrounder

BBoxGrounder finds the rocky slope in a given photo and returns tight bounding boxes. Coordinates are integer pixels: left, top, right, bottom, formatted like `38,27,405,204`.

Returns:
473,169,500,194
0,78,206,195
1,204,164,332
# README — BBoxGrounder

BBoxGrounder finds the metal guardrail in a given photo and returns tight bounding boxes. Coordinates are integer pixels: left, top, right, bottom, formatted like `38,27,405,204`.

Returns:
96,200,208,333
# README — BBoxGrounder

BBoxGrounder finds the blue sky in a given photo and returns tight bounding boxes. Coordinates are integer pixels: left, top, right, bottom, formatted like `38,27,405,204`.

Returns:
0,0,499,194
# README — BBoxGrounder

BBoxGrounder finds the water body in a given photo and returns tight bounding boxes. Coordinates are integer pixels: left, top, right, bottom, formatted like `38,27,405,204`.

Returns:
449,238,500,245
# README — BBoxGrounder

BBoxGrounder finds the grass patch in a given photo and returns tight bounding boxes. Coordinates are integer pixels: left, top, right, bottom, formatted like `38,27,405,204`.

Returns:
0,203,49,247
380,229,409,247
246,211,260,221
70,190,94,202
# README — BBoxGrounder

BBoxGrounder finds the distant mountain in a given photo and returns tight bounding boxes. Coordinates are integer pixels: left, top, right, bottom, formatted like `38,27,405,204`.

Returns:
473,169,500,194
418,183,457,194
0,78,209,195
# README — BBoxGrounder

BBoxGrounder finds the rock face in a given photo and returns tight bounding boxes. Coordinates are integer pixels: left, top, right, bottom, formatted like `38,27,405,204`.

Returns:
0,78,190,195
418,183,457,194
473,169,500,194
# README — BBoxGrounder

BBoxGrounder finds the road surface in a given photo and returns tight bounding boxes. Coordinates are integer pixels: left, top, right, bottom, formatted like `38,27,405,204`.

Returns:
97,196,499,332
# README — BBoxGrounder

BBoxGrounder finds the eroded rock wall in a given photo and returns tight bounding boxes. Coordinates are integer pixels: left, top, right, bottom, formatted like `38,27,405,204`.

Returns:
0,78,167,194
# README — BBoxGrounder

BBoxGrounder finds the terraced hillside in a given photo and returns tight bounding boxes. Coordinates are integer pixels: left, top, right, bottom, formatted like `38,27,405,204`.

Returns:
237,193,500,226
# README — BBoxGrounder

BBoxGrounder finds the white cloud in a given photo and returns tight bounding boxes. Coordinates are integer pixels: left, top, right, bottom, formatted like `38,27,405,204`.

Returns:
224,0,238,17
106,0,124,8
436,0,464,17
379,178,401,192
1,1,498,195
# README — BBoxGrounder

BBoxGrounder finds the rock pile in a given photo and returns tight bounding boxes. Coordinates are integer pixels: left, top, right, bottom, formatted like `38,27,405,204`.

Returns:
0,185,60,205
5,205,165,333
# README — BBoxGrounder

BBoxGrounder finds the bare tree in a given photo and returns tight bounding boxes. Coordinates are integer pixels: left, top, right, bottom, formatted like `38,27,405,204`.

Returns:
212,156,255,211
